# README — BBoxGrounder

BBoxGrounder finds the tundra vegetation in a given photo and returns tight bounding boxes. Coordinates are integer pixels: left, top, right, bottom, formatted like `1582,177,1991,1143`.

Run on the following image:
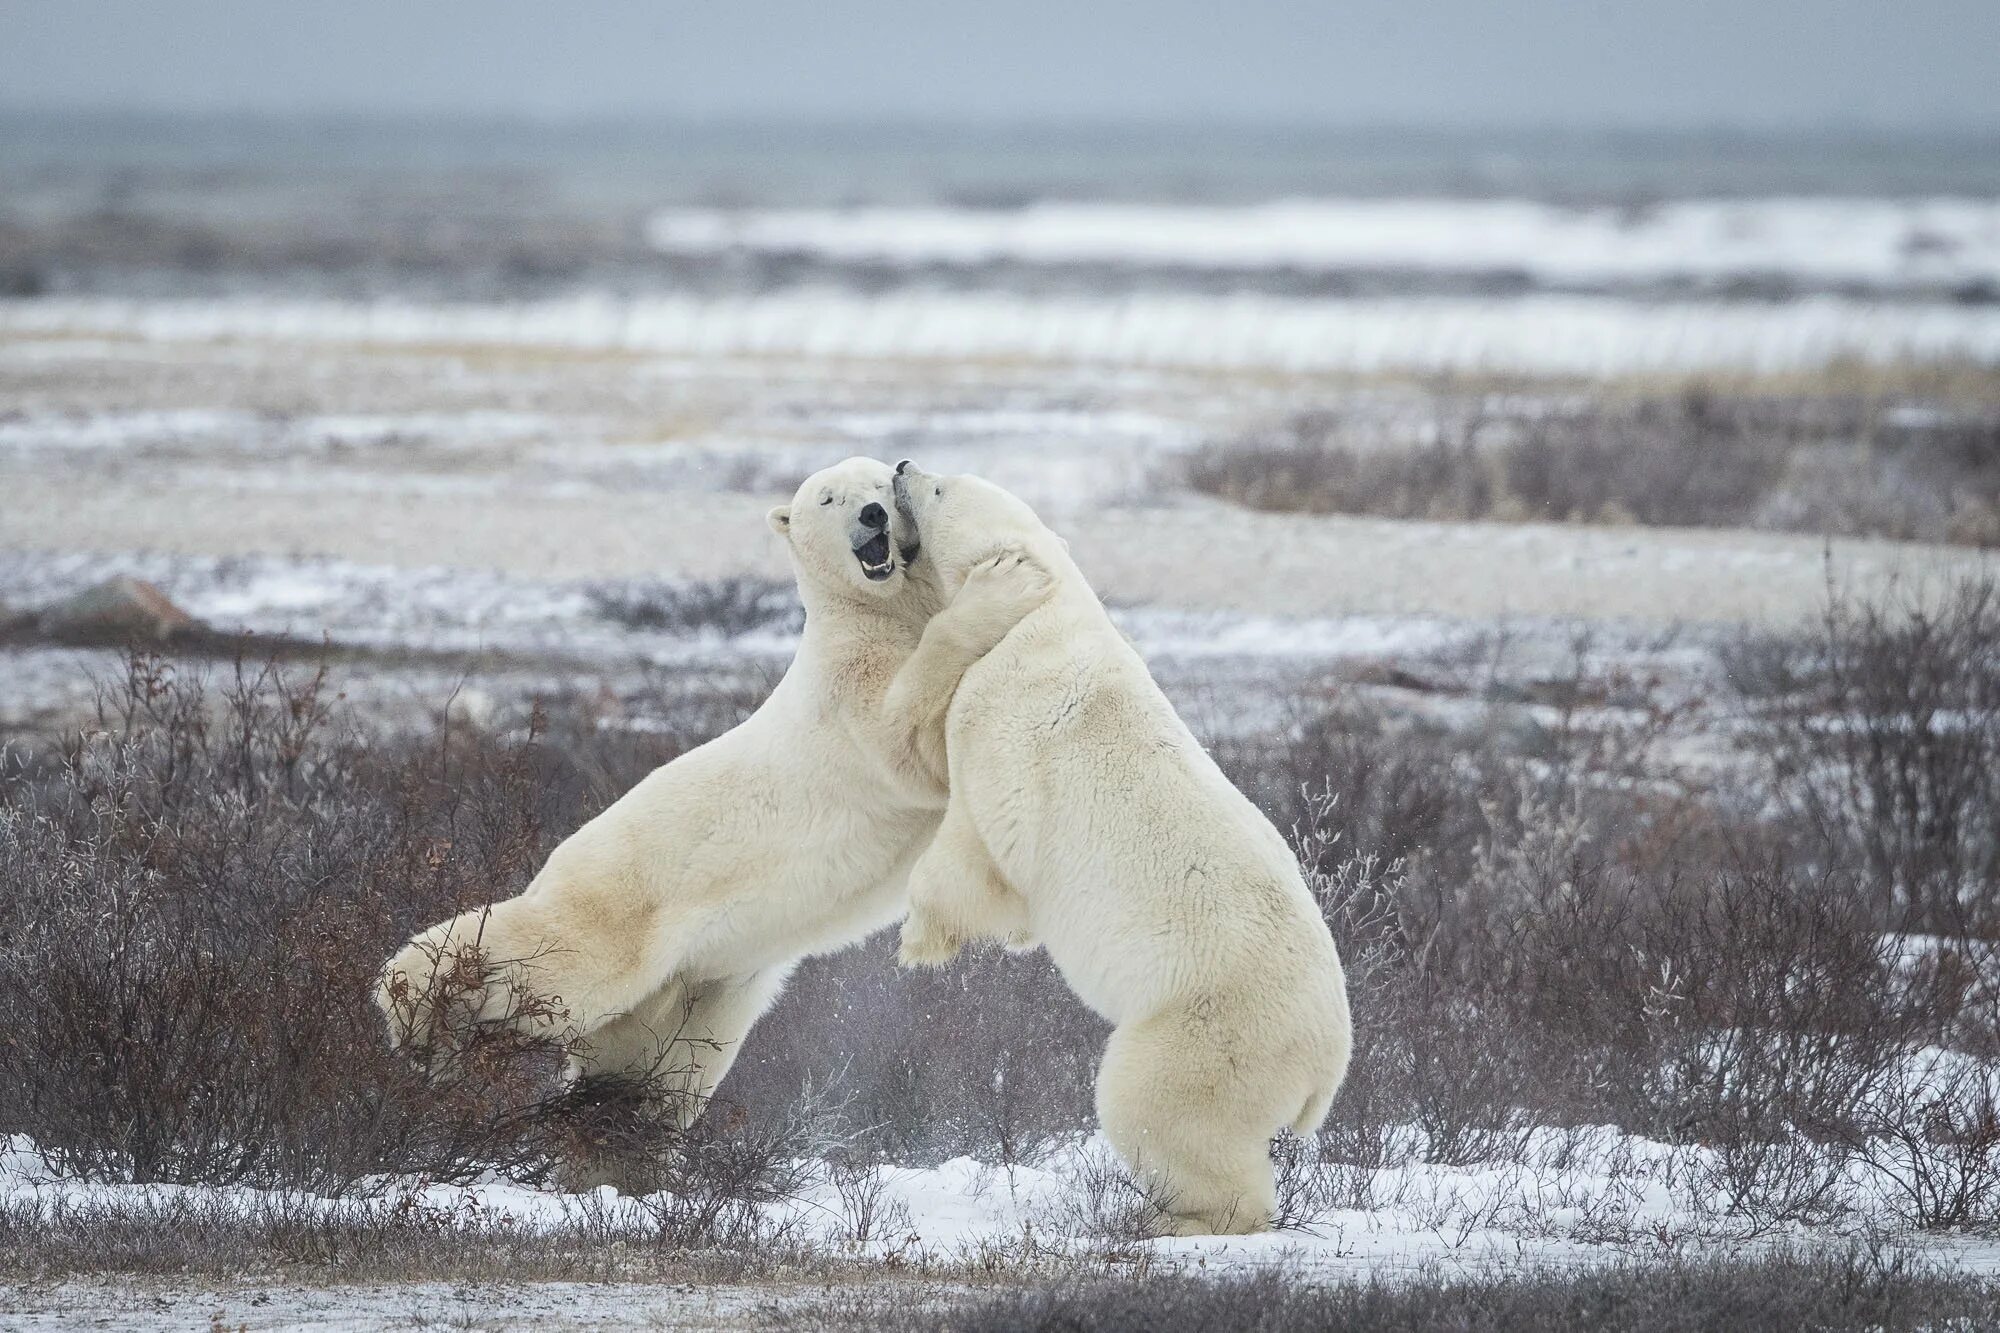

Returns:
1188,389,2000,547
1,576,1998,1329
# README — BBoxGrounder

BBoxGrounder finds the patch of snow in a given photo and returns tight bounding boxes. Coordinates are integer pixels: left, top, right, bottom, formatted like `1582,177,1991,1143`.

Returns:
7,1128,2000,1286
0,551,1516,675
0,409,259,454
8,291,2000,376
0,408,562,459
644,197,2000,292
1115,608,1478,662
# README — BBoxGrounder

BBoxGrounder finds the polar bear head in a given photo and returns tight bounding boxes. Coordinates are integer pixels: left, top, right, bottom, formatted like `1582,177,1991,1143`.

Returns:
768,457,929,604
890,460,1066,595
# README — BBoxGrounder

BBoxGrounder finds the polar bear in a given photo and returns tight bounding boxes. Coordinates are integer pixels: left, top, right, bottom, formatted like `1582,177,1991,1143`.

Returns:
376,457,1051,1129
888,461,1352,1236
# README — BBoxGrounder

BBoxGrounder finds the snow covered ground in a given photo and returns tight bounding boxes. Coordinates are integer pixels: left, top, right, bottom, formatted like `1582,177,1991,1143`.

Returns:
8,290,2000,376
645,196,2000,293
2,315,1994,739
0,547,1629,742
6,1127,1999,1331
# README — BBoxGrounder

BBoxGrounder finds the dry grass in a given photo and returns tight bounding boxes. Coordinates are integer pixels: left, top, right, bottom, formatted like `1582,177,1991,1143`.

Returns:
786,1247,2000,1333
1189,388,2000,545
1734,575,2000,930
0,653,794,1204
585,576,801,637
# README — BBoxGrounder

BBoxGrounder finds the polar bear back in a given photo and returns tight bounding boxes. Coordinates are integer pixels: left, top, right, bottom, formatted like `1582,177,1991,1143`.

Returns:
946,577,1345,1030
522,640,946,990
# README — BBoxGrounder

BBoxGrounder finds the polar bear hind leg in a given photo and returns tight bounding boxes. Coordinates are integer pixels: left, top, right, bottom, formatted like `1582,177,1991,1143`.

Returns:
898,802,1033,967
553,967,792,1193
561,977,687,1085
1095,1007,1281,1237
565,966,791,1124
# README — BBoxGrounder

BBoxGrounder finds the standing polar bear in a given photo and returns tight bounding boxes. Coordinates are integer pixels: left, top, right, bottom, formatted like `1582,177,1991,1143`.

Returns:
890,462,1352,1236
376,457,1050,1126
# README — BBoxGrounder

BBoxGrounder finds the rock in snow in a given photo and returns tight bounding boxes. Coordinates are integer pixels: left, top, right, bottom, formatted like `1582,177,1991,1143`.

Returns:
38,576,201,644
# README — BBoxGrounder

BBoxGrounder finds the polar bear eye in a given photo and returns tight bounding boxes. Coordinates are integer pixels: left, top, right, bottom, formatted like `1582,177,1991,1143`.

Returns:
819,495,833,506
934,486,942,497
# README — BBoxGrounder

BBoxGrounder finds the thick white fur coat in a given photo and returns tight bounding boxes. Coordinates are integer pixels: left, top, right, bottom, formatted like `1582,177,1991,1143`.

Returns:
894,468,1352,1236
376,458,1042,1120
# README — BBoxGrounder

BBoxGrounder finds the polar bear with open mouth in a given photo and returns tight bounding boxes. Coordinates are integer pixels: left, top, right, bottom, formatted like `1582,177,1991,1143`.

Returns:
376,457,1050,1139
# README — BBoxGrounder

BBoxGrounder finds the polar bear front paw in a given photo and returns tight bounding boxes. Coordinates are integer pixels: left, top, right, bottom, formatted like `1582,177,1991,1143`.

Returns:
952,546,1054,650
963,545,1054,610
897,911,964,968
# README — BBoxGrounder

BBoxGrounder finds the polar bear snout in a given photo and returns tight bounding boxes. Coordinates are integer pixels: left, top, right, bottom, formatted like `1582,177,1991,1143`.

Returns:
848,493,901,582
851,491,918,582
852,529,895,581
890,462,930,527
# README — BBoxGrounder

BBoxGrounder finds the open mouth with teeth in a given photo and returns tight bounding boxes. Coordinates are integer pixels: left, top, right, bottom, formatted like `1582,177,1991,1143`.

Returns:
854,532,895,581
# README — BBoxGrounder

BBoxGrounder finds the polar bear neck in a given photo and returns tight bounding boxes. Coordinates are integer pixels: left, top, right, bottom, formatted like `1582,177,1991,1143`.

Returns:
791,565,944,636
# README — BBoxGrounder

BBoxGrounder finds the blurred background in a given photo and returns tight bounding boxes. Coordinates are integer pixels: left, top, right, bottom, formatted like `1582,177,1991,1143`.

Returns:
3,1,1998,733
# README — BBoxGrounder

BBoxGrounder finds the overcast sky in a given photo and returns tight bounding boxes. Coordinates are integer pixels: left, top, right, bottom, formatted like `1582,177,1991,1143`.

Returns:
3,0,1996,130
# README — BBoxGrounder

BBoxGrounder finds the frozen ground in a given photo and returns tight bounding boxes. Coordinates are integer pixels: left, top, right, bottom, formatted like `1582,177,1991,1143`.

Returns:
2,317,1995,743
0,1276,799,1333
0,546,1720,751
6,1128,2000,1331
644,196,2000,293
2,327,1994,616
10,290,2000,377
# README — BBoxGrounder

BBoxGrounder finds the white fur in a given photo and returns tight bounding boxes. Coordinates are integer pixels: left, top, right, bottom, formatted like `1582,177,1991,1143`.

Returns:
892,464,1352,1236
376,457,1046,1123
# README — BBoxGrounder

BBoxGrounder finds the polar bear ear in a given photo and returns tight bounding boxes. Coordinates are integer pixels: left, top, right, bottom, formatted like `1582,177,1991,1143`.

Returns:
766,505,791,537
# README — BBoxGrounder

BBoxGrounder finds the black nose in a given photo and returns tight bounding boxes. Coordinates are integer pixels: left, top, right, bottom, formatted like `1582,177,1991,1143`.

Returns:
858,502,888,530
894,459,912,476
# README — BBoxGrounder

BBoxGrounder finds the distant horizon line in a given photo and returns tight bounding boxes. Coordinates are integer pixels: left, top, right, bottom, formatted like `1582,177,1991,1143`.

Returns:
3,104,1997,142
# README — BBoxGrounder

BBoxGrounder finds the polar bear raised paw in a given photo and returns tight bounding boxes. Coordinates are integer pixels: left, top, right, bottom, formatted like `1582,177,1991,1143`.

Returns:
936,544,1054,658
